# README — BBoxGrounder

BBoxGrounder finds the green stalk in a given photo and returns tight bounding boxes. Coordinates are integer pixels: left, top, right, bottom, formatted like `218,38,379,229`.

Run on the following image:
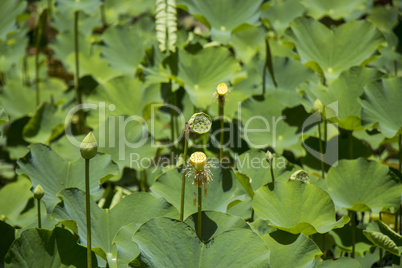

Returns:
219,97,224,161
100,0,107,27
270,159,275,183
37,199,41,228
197,186,202,238
348,131,353,159
74,11,85,134
399,134,401,172
35,16,44,106
318,120,325,179
323,108,327,143
180,136,188,221
262,37,277,96
250,209,254,222
379,247,383,267
85,159,92,268
351,210,356,258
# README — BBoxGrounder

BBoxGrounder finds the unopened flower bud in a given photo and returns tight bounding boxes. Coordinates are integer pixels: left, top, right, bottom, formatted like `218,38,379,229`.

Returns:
34,184,44,200
313,99,323,113
80,132,98,159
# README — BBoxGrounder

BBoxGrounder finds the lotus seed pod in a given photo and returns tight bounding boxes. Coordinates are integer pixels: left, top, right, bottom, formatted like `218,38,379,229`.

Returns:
289,170,310,184
188,112,212,134
216,83,228,96
265,151,274,162
34,184,44,200
313,99,323,113
80,132,98,159
190,152,207,172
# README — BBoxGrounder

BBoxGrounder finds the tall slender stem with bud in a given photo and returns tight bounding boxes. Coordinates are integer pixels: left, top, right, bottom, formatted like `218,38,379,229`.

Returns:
34,184,44,228
314,99,325,179
216,83,228,162
266,151,275,183
80,132,97,268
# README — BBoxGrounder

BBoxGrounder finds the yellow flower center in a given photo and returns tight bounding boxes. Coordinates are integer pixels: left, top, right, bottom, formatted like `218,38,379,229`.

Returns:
190,152,207,172
216,83,228,96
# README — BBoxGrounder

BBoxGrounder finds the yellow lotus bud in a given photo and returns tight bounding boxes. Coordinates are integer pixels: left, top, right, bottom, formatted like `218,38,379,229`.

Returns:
80,132,98,159
34,184,44,200
189,152,207,172
313,99,323,113
216,83,228,96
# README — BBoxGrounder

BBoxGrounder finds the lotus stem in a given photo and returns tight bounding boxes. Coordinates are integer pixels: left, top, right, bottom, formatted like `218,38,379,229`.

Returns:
250,209,254,222
318,120,325,179
35,15,44,106
379,247,383,267
197,186,202,238
85,158,92,268
262,36,277,96
74,11,85,134
219,101,224,161
348,131,353,159
100,0,107,28
351,210,356,258
37,199,41,228
180,136,188,221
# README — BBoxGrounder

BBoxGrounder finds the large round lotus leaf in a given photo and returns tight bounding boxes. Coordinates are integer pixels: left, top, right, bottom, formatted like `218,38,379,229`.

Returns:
261,1,305,34
184,211,251,242
316,258,362,268
363,220,402,256
86,76,163,128
65,50,121,84
287,17,384,84
0,31,28,74
56,0,101,14
301,0,370,20
262,233,322,268
131,217,269,267
52,188,178,267
151,166,240,219
239,95,301,155
236,150,296,191
91,116,157,173
0,0,26,40
104,0,154,24
176,47,240,109
101,26,153,75
326,158,402,212
177,0,263,44
50,31,91,67
231,26,266,64
0,79,36,120
16,144,119,210
113,223,142,268
4,227,97,268
253,181,349,235
359,77,402,138
22,103,66,144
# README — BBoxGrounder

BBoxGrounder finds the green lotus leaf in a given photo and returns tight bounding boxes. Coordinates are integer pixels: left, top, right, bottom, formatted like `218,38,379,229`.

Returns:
236,150,296,191
315,257,362,267
177,47,240,108
50,31,91,66
177,0,263,44
330,224,373,255
0,177,33,226
261,1,305,34
301,0,370,20
184,210,251,242
0,106,8,126
50,135,85,162
131,217,269,267
52,188,178,266
0,0,26,40
55,0,102,14
65,50,121,84
104,0,154,25
262,233,322,268
0,30,28,74
326,158,402,212
363,220,402,256
367,5,399,48
4,227,97,267
0,79,36,120
188,112,212,134
369,48,402,76
22,103,65,144
113,223,142,268
231,26,266,64
239,95,302,155
253,181,349,236
359,77,402,138
287,17,384,84
51,6,102,35
91,116,157,173
101,25,153,75
16,143,119,210
151,166,240,219
87,76,163,127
